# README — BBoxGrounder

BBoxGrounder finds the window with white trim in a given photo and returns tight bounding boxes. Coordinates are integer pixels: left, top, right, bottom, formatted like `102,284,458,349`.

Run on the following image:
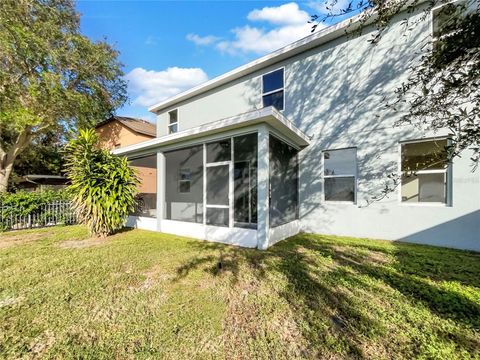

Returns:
178,168,191,193
401,139,450,203
168,109,178,134
262,68,284,111
323,148,357,202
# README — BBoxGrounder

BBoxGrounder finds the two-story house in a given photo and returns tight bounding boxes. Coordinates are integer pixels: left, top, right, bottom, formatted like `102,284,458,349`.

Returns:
113,2,480,251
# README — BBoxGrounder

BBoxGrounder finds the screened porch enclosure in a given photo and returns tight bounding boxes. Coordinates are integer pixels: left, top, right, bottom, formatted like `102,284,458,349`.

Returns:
162,130,299,239
118,107,310,248
164,133,259,229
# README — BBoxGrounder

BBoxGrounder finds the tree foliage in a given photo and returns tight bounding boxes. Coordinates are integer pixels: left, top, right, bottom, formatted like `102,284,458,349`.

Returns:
64,129,138,237
0,0,127,192
8,131,66,190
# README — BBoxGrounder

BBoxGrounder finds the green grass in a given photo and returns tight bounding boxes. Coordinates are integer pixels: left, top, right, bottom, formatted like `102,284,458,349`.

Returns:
0,226,479,359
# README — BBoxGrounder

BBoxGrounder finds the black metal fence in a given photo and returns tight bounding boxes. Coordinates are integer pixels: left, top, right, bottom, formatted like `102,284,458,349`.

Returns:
0,200,76,231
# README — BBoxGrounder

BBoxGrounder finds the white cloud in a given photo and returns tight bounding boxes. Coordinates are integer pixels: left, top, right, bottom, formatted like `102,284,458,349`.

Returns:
307,0,351,16
186,33,221,46
247,2,310,25
216,23,313,55
125,67,208,107
191,2,324,56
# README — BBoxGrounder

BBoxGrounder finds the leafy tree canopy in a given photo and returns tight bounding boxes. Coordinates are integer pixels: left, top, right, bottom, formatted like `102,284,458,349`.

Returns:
8,131,66,190
0,0,127,192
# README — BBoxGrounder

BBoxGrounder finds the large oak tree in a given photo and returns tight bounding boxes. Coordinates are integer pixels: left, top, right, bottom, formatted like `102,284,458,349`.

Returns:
0,0,127,192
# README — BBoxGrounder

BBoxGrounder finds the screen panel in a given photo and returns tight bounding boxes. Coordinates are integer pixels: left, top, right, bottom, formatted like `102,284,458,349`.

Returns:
165,145,203,223
269,135,298,228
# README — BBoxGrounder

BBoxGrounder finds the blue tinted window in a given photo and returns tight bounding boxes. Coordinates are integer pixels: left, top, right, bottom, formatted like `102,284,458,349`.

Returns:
262,91,284,110
262,69,284,93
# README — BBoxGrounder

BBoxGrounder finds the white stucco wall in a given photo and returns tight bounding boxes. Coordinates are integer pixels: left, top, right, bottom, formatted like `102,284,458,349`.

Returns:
152,5,480,251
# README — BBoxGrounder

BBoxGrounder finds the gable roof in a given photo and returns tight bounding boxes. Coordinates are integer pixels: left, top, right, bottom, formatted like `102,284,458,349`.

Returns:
96,116,156,137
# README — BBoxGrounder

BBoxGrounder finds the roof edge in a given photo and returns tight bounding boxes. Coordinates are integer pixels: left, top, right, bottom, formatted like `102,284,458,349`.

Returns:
112,107,310,156
148,0,426,114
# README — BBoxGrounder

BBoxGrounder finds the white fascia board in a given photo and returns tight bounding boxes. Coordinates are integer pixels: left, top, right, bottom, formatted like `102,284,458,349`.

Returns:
111,107,310,156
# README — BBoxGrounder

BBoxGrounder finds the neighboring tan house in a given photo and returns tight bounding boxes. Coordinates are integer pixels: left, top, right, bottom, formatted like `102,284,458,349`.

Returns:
96,116,157,217
112,1,479,251
95,116,156,149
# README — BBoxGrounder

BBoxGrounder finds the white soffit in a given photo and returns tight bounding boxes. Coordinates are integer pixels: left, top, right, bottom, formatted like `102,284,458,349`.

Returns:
112,107,310,156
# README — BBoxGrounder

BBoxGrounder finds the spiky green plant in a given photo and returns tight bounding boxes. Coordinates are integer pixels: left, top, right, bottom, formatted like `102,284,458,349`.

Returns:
64,129,139,237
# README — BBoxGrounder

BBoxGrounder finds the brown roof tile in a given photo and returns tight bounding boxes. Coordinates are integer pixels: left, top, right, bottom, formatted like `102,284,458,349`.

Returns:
96,116,156,137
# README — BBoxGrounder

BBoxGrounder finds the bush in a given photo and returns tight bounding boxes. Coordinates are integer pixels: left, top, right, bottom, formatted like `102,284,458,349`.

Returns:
64,129,139,237
0,190,72,230
0,190,70,216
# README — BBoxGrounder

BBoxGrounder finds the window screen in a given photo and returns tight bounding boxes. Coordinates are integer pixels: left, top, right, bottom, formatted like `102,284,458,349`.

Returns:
206,139,231,163
401,139,449,203
206,208,229,227
129,154,157,218
323,148,356,202
269,135,298,227
262,69,284,111
233,133,258,228
165,145,203,222
206,165,229,206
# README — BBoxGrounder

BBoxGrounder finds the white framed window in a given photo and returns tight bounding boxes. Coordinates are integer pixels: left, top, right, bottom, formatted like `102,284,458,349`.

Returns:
262,68,284,111
323,148,357,203
400,138,450,204
178,168,191,193
168,109,178,134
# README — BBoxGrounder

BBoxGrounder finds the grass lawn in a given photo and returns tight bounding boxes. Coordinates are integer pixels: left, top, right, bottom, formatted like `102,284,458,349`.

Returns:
0,226,479,359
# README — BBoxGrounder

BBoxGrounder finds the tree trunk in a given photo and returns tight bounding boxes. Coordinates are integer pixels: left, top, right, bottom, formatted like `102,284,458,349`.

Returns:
0,127,32,193
0,161,14,193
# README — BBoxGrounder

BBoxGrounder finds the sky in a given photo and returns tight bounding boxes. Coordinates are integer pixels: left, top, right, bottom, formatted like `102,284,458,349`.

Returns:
76,0,353,123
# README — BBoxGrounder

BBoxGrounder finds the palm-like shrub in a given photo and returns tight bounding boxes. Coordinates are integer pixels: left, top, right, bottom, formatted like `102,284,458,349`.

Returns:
64,129,139,237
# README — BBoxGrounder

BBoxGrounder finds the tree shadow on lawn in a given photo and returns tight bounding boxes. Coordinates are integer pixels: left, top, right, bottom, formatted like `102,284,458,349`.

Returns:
173,234,480,358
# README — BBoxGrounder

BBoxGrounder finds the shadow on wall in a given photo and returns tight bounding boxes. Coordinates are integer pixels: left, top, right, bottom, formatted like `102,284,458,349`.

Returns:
171,234,480,357
401,210,480,251
239,6,479,250
95,121,123,150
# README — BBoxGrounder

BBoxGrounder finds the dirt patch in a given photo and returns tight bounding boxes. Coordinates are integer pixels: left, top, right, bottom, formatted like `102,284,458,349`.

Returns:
331,245,391,266
129,265,175,292
223,278,307,358
365,251,391,264
0,295,24,308
58,237,109,249
0,232,51,250
29,329,55,358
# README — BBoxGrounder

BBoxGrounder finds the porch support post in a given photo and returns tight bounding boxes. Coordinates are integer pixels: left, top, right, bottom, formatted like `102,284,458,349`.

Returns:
157,151,166,232
257,125,270,250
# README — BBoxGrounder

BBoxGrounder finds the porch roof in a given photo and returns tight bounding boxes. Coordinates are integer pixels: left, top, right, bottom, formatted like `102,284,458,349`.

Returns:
112,107,311,156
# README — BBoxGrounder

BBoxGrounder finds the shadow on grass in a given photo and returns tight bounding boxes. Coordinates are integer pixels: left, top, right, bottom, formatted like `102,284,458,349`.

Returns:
173,234,480,357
